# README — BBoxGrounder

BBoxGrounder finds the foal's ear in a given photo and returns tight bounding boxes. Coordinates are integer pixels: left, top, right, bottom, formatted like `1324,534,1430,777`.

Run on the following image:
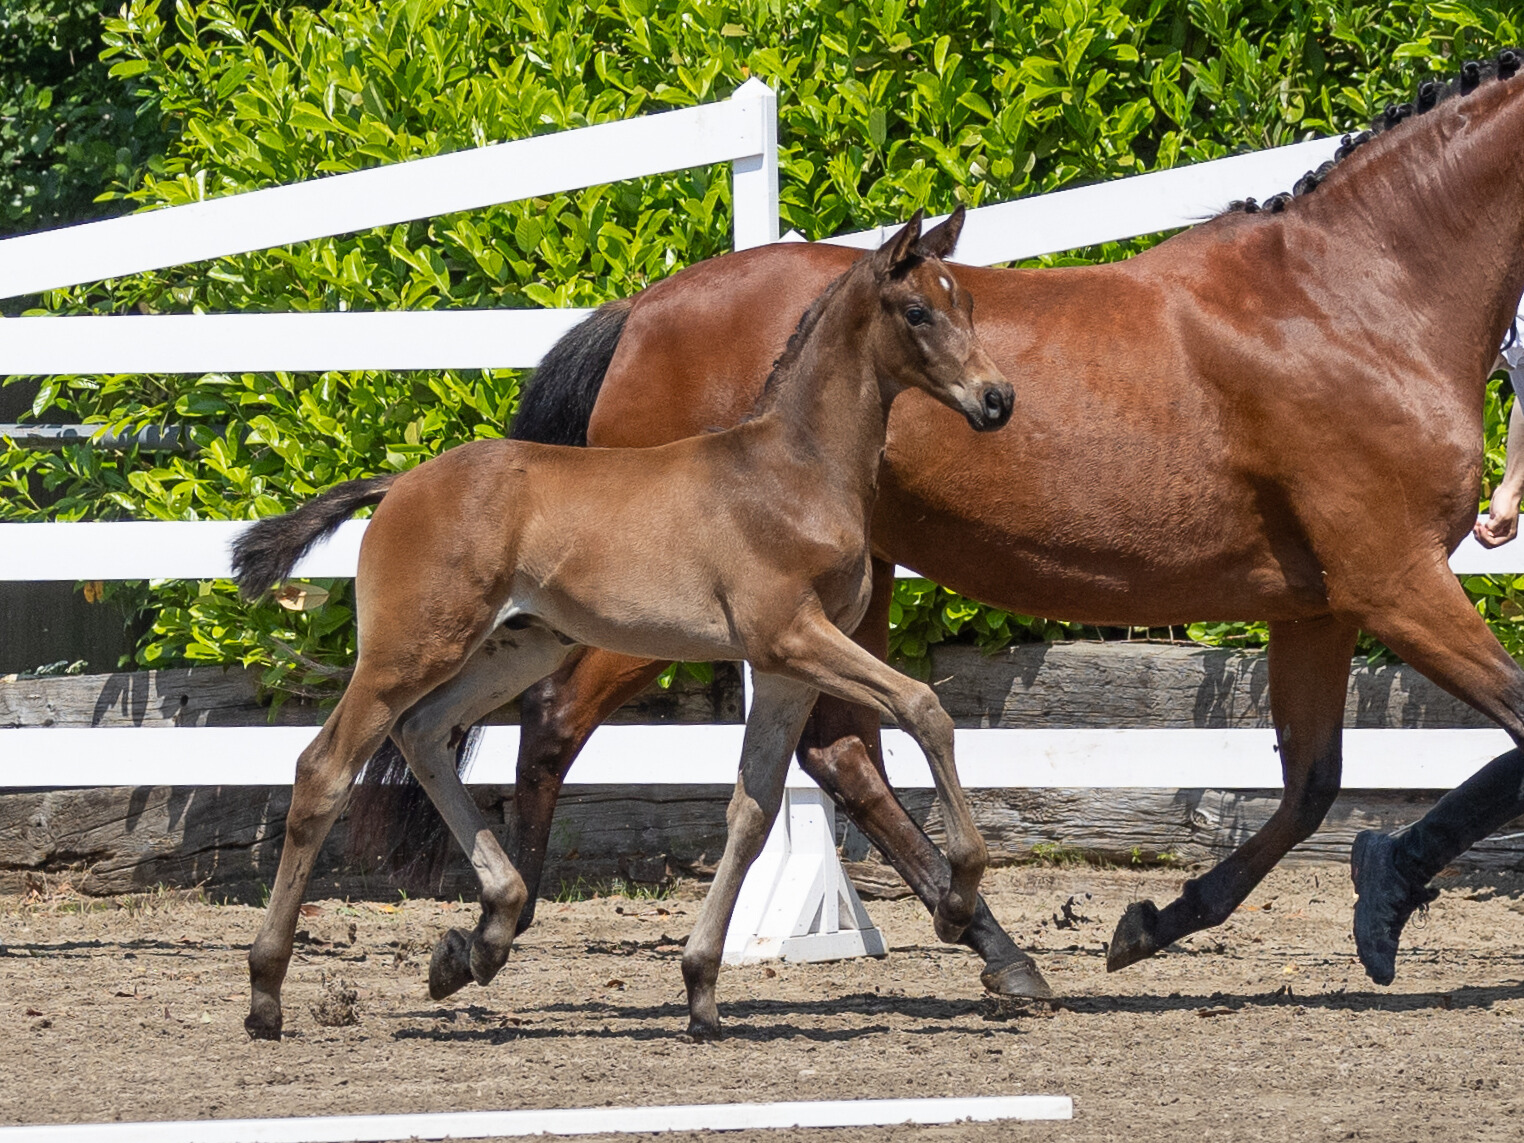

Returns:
875,210,925,276
918,205,965,260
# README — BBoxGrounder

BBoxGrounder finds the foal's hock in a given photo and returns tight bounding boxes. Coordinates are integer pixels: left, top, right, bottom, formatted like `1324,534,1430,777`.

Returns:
233,210,1013,1040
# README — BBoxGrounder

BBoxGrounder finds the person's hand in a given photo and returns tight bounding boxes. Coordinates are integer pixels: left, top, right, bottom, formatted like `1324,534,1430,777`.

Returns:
1475,499,1521,547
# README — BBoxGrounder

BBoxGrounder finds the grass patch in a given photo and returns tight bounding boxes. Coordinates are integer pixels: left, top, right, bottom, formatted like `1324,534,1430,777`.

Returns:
550,875,675,903
1022,843,1185,870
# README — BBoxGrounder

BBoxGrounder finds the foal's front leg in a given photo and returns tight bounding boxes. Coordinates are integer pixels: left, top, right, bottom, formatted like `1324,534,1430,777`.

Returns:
393,625,576,1000
681,674,818,1039
766,609,986,944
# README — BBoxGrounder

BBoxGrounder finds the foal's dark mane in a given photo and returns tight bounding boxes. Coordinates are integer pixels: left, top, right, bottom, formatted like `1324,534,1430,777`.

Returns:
742,253,875,419
1220,48,1524,217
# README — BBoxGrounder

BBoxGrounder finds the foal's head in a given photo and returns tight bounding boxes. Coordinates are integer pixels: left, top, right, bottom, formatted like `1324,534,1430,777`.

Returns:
862,208,1012,432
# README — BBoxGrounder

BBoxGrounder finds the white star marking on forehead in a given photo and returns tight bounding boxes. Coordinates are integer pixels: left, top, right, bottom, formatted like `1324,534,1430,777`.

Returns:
938,275,952,292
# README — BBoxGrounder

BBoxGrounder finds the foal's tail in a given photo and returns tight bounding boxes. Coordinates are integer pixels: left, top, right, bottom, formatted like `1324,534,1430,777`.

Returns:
231,474,396,599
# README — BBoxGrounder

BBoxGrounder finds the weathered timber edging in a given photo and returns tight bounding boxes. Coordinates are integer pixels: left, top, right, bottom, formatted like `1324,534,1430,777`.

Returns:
2,643,1520,897
0,663,741,897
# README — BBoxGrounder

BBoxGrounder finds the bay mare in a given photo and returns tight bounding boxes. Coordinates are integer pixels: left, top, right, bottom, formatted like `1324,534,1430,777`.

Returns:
231,214,1017,1040
413,52,1524,999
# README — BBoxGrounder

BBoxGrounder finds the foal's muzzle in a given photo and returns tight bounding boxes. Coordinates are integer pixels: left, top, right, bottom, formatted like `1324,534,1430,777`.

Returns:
966,381,1014,432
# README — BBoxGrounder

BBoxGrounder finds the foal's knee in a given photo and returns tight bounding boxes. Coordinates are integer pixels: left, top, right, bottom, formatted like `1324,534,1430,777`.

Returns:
724,792,777,852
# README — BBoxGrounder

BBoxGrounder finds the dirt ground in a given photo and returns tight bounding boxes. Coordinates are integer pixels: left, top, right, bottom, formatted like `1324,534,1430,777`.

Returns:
2,862,1523,1142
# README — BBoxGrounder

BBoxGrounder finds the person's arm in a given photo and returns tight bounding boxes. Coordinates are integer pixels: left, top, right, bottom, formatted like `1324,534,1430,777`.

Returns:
1477,373,1524,547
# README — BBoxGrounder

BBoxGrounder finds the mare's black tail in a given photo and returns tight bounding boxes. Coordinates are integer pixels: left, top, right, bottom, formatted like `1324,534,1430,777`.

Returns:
509,298,631,445
231,475,395,599
345,299,632,893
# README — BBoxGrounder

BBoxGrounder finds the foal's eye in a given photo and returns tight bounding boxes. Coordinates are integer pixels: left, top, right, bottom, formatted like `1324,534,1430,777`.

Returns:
905,305,930,326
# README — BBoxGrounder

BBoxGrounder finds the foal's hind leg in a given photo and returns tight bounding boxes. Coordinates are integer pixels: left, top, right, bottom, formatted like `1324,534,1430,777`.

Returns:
682,674,818,1039
1108,615,1357,971
246,673,400,1039
391,625,576,1000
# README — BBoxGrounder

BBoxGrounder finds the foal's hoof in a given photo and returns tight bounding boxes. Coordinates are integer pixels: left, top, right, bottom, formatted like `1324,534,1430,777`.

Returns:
244,1001,283,1042
428,928,476,1001
1107,900,1163,972
682,1017,723,1042
469,938,510,988
980,954,1056,1004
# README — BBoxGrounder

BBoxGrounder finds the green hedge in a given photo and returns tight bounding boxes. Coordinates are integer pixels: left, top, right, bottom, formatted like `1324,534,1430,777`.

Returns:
0,1,168,246
3,0,1523,690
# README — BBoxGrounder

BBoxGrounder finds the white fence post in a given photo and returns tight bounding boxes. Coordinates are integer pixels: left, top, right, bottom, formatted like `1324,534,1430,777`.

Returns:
723,78,886,963
730,78,779,250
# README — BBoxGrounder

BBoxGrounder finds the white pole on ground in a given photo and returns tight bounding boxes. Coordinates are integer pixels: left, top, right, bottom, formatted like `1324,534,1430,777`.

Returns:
0,1096,1072,1142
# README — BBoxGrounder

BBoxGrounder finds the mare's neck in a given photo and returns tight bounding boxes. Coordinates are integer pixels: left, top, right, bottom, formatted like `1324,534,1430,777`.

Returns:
1322,81,1524,379
756,271,894,511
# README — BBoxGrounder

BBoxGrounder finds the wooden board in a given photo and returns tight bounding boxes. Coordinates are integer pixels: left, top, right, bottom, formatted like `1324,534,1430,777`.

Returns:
3,645,1521,897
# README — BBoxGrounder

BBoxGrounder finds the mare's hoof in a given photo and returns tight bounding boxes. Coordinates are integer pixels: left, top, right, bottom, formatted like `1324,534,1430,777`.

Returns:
1107,900,1162,972
933,900,973,944
980,954,1056,1003
428,928,476,1001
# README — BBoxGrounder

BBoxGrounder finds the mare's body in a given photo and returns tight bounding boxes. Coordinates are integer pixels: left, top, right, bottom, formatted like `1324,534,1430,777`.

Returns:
491,55,1524,989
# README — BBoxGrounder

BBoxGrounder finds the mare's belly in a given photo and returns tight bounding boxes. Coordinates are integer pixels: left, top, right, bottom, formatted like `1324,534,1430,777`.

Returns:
872,468,1329,628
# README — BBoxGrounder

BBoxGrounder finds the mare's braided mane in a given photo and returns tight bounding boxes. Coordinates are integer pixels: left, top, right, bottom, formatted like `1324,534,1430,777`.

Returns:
1221,48,1523,217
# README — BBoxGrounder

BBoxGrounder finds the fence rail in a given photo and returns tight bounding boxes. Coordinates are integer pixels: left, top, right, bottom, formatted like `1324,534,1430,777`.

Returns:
0,84,776,301
0,725,1510,791
0,309,593,374
0,94,1515,799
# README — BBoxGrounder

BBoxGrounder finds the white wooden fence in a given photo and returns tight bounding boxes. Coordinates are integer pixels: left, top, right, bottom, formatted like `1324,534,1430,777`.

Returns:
0,80,791,791
0,87,1519,958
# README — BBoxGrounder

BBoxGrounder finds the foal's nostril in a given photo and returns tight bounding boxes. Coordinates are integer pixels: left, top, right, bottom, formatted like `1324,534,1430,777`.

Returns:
982,385,1012,428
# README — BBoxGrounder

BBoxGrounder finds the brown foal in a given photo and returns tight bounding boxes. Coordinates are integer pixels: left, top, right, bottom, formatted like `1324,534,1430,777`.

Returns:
465,53,1524,999
231,213,1013,1040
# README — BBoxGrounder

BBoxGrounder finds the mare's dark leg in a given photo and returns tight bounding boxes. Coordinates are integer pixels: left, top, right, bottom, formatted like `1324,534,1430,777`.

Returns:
1109,615,1357,971
512,650,670,933
798,559,1052,999
1341,570,1524,983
